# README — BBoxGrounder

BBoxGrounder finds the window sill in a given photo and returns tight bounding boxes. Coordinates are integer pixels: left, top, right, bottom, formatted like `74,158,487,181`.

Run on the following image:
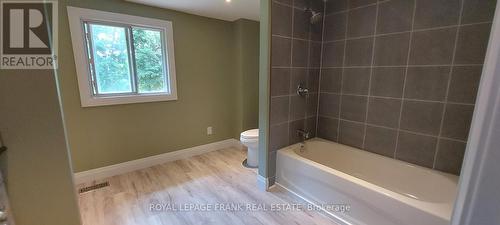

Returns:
81,93,178,107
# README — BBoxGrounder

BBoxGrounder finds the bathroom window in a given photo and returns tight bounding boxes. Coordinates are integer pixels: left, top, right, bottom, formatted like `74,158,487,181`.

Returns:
67,7,177,107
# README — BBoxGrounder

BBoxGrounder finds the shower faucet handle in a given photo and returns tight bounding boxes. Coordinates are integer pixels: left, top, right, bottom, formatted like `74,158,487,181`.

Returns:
297,84,309,97
297,129,310,140
0,132,6,155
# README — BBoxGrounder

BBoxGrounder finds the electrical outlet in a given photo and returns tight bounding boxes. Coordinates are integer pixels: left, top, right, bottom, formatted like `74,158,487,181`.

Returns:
207,127,213,135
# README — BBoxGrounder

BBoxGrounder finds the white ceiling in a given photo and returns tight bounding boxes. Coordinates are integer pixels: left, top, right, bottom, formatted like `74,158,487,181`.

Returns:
126,0,260,22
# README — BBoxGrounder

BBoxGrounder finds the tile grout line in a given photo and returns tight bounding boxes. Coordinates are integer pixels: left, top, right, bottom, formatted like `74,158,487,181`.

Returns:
314,92,476,106
316,115,468,144
272,0,326,12
393,0,418,159
433,0,466,169
286,0,296,147
315,0,328,137
325,1,390,16
271,91,319,99
272,34,323,43
272,66,319,69
273,115,318,128
317,63,484,69
336,0,350,142
304,2,313,135
361,1,380,149
321,20,492,43
271,63,484,69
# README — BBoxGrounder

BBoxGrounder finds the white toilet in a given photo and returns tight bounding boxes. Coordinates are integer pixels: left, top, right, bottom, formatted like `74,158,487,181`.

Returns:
240,129,259,168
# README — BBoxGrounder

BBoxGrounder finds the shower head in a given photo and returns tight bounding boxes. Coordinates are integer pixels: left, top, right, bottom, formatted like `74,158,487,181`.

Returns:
310,11,323,24
305,8,323,24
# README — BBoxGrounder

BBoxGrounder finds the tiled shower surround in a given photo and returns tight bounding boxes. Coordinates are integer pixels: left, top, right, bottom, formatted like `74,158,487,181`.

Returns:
269,0,496,177
269,0,325,177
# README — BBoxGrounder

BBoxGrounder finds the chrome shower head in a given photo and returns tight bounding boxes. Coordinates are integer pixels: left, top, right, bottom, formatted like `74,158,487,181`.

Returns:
310,11,323,24
305,8,323,24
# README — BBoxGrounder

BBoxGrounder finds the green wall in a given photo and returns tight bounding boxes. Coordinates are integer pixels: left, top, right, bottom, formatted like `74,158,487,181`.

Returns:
60,0,259,172
258,0,271,179
0,72,81,224
0,1,82,225
234,19,260,135
0,1,259,224
0,70,83,225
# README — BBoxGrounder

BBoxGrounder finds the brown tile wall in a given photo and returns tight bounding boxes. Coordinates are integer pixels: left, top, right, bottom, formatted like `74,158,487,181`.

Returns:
268,0,495,178
317,0,496,175
269,0,325,178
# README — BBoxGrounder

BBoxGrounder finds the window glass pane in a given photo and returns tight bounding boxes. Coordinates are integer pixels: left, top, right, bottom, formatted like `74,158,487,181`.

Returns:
132,27,167,93
90,24,132,94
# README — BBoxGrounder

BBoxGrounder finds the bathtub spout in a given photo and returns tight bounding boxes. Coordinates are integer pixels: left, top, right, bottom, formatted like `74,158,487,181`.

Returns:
296,129,310,143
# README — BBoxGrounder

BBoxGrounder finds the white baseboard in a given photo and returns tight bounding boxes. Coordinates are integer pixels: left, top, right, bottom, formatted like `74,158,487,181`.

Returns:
257,174,275,191
74,139,243,184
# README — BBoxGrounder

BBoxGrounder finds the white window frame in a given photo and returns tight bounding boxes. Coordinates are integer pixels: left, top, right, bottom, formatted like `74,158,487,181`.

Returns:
67,6,177,107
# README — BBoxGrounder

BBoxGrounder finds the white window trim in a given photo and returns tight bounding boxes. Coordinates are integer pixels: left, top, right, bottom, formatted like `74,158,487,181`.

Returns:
67,6,177,107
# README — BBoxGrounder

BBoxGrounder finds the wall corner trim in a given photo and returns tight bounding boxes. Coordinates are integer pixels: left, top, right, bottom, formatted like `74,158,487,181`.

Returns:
74,139,243,184
257,174,274,191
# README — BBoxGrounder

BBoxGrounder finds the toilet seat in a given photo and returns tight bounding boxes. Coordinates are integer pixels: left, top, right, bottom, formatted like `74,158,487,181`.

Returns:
240,129,259,140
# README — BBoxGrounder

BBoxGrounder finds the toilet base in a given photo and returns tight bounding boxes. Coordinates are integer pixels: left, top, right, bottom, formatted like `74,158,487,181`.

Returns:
242,159,258,168
246,146,258,167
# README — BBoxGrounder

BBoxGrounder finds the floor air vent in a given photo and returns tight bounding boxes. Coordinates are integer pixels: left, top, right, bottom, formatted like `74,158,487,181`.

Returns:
79,181,110,194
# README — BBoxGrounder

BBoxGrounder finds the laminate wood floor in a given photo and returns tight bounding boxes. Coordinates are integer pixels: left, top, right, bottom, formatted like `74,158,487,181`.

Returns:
76,147,338,225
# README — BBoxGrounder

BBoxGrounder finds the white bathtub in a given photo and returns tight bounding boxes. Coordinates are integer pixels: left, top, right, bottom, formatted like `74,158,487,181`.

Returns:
276,138,458,225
